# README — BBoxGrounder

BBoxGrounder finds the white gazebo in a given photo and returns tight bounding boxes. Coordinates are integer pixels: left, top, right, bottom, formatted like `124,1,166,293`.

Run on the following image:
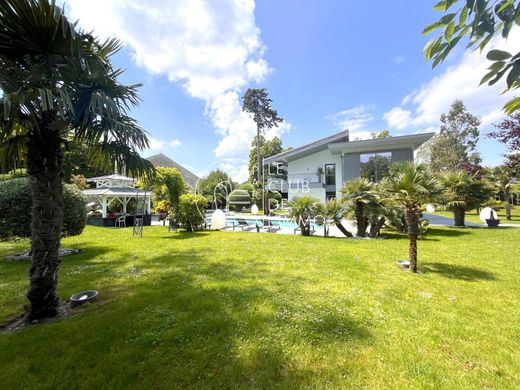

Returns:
83,174,152,218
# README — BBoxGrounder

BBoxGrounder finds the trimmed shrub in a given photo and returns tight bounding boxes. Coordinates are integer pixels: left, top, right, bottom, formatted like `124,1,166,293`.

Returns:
229,189,251,211
178,193,207,231
0,178,86,239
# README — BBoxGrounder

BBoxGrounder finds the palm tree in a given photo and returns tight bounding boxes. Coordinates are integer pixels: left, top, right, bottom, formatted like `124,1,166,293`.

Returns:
341,178,380,237
441,171,494,227
382,162,439,273
0,0,153,321
488,166,513,221
288,196,318,236
321,198,353,237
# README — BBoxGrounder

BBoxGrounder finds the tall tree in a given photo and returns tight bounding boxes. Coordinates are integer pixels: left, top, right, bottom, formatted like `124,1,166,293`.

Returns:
247,135,285,182
423,0,520,114
0,0,153,321
419,100,481,172
383,162,440,273
242,88,283,212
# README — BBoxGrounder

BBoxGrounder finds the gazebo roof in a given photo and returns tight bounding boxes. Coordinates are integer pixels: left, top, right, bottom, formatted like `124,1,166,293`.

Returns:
86,174,135,182
83,188,151,197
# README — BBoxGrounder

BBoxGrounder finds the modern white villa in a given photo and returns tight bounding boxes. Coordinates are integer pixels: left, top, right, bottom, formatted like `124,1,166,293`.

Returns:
264,130,434,202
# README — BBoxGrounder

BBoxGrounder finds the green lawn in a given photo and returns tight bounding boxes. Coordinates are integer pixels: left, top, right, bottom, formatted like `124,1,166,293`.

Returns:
432,206,520,225
1,226,519,389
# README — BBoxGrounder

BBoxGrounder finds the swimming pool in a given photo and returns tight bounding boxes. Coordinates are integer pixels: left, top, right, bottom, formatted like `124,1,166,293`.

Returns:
225,217,319,230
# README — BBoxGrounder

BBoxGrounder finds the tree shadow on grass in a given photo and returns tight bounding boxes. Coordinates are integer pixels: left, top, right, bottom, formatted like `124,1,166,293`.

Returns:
163,230,212,240
422,262,496,281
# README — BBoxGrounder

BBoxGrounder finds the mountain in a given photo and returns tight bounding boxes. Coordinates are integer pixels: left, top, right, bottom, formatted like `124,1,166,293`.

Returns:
146,153,200,188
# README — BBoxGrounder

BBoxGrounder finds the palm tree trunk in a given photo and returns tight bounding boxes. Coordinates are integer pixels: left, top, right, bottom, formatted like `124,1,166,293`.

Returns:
505,188,511,221
408,233,418,273
335,222,353,237
453,206,465,227
355,202,367,237
26,129,64,321
369,217,386,237
405,205,419,273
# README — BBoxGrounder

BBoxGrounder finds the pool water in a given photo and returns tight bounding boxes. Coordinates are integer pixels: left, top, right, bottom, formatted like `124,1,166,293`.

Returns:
226,217,319,230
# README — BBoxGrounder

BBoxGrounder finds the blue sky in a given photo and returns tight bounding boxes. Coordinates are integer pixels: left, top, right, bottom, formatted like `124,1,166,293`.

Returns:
66,0,518,181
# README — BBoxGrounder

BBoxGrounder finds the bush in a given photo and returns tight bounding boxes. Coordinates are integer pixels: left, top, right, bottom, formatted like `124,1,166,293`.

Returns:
229,189,251,211
0,169,27,182
0,178,86,239
178,194,207,231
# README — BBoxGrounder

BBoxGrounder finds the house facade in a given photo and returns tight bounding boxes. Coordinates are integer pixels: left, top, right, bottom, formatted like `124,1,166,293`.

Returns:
264,130,434,203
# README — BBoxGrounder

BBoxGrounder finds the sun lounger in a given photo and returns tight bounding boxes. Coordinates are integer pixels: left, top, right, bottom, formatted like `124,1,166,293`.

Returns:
259,219,281,233
221,218,256,231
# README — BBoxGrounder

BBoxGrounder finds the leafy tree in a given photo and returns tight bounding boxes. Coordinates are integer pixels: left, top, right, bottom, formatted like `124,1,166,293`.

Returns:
382,162,440,273
441,171,495,226
0,0,153,321
489,112,520,152
371,130,391,139
139,167,187,219
248,135,286,182
342,178,380,237
288,196,319,236
242,88,283,213
178,194,207,231
63,140,113,180
423,0,520,114
197,170,236,209
419,100,481,172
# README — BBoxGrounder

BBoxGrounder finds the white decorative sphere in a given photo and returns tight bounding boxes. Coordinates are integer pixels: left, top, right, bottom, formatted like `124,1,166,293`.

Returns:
425,204,436,213
211,209,226,229
479,207,497,222
251,204,259,215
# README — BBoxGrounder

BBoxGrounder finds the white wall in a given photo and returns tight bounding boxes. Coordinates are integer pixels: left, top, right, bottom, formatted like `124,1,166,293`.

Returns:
288,149,342,183
288,187,326,203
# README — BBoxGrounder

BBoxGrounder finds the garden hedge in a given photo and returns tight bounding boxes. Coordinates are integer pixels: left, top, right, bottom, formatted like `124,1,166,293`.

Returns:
0,178,86,239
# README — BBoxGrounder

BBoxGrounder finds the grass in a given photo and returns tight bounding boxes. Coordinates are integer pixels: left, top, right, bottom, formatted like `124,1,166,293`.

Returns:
432,205,520,225
1,226,519,389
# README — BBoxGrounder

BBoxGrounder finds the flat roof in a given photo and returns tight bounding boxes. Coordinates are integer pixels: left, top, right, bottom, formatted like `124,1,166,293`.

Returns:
86,174,135,182
328,132,434,154
263,130,349,164
83,188,152,197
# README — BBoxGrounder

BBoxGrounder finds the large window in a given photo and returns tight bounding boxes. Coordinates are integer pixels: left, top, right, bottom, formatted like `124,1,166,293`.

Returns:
360,152,391,182
325,164,336,186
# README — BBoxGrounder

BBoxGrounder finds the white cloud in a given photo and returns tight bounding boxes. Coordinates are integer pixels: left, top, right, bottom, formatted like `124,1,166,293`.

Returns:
383,107,412,130
327,105,375,140
384,29,519,133
66,0,287,172
147,137,182,151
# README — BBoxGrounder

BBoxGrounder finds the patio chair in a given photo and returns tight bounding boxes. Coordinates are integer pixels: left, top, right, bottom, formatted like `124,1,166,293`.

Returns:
116,215,126,228
233,218,257,231
259,219,281,233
